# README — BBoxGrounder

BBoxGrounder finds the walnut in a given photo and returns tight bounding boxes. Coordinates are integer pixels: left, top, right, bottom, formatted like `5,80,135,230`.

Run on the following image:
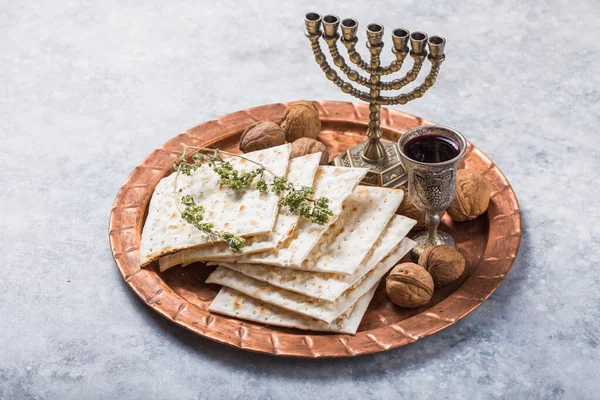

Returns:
447,169,491,222
290,137,329,165
419,245,465,287
280,101,321,142
396,194,444,230
239,121,285,153
397,194,426,230
386,262,434,308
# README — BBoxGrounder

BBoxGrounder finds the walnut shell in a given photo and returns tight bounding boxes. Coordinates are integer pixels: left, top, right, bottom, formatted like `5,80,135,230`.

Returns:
280,101,321,142
239,121,285,153
418,245,465,287
397,194,427,230
290,137,329,165
447,169,491,222
386,262,434,308
396,194,444,230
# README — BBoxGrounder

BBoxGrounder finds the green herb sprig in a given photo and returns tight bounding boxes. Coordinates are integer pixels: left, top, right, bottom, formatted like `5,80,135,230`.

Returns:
179,195,246,253
172,144,333,253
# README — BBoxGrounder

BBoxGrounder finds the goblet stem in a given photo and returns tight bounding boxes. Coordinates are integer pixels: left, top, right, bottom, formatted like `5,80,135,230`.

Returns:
409,214,456,262
426,211,441,244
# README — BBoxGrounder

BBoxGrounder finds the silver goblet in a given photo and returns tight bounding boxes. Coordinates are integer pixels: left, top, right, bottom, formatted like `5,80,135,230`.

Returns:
398,125,467,261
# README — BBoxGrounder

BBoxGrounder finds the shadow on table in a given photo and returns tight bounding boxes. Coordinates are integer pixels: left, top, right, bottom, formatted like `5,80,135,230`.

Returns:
120,215,531,380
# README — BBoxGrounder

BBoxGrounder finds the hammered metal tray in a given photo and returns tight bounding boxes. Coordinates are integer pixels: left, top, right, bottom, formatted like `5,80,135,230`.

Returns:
109,101,521,358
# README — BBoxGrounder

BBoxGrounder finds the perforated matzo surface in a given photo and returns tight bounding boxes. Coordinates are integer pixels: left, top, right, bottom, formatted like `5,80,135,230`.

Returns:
230,166,368,268
206,238,415,323
208,214,416,301
209,284,378,335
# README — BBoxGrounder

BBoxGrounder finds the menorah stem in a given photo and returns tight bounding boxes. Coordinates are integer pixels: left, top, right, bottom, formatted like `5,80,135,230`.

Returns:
362,24,385,163
362,103,385,162
363,105,385,163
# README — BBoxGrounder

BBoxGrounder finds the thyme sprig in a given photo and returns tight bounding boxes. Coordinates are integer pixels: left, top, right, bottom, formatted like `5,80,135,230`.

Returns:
172,144,333,252
180,195,245,253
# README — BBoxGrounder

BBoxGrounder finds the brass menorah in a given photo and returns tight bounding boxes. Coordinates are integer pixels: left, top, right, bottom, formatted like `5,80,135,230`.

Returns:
304,12,446,188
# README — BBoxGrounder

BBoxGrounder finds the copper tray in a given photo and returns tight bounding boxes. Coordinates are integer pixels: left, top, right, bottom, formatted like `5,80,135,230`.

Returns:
109,101,521,358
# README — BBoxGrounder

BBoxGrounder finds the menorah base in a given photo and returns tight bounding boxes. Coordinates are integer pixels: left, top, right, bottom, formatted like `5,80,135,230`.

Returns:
332,140,408,188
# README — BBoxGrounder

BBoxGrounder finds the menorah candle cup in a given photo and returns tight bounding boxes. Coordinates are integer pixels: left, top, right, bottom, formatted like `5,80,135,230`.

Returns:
410,31,428,55
366,23,384,47
428,35,446,59
305,12,322,35
322,14,340,38
392,28,410,53
341,18,358,42
398,125,467,261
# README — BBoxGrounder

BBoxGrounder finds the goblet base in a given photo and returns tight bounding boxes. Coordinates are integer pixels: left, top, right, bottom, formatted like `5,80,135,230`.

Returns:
409,230,457,262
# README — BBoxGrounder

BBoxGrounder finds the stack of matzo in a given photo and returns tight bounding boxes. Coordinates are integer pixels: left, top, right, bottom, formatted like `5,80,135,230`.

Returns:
140,144,417,335
140,144,293,266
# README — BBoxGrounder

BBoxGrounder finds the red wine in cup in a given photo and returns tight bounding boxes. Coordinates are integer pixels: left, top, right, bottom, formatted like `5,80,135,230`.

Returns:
403,135,460,163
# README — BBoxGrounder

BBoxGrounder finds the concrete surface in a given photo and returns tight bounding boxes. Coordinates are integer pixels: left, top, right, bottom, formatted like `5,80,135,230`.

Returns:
1,0,599,399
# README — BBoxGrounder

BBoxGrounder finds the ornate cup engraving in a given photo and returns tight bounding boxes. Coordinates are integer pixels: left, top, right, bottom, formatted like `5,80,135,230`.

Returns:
411,169,455,212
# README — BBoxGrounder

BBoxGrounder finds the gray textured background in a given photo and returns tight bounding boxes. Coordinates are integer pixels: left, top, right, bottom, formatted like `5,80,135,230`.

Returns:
1,0,599,399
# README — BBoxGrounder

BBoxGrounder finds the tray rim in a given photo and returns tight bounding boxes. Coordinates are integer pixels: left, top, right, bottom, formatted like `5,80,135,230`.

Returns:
108,100,522,358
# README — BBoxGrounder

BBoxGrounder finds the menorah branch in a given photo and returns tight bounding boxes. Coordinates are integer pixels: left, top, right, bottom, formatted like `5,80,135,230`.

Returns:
326,41,372,88
377,54,425,90
375,60,442,105
328,40,418,92
307,34,371,103
348,49,405,76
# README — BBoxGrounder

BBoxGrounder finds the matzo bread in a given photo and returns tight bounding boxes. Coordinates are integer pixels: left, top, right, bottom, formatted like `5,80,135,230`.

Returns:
139,144,291,266
208,283,378,335
230,166,369,267
157,152,321,272
279,185,404,274
206,237,415,323
207,214,416,301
